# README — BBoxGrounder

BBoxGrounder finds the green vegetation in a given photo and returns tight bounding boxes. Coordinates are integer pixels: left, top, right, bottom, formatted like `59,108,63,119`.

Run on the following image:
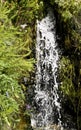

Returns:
0,0,43,130
0,1,34,130
0,0,44,129
0,0,81,130
50,0,81,20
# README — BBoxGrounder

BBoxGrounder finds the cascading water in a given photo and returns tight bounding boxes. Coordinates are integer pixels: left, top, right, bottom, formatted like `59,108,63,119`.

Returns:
31,10,63,130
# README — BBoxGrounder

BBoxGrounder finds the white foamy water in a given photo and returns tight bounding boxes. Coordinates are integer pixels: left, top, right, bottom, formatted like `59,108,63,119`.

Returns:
31,10,63,130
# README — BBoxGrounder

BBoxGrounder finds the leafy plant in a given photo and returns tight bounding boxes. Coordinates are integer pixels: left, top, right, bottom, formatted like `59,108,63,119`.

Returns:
50,0,81,21
0,1,34,129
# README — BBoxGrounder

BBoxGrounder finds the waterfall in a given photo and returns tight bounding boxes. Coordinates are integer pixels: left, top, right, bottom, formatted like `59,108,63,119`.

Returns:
31,10,63,130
